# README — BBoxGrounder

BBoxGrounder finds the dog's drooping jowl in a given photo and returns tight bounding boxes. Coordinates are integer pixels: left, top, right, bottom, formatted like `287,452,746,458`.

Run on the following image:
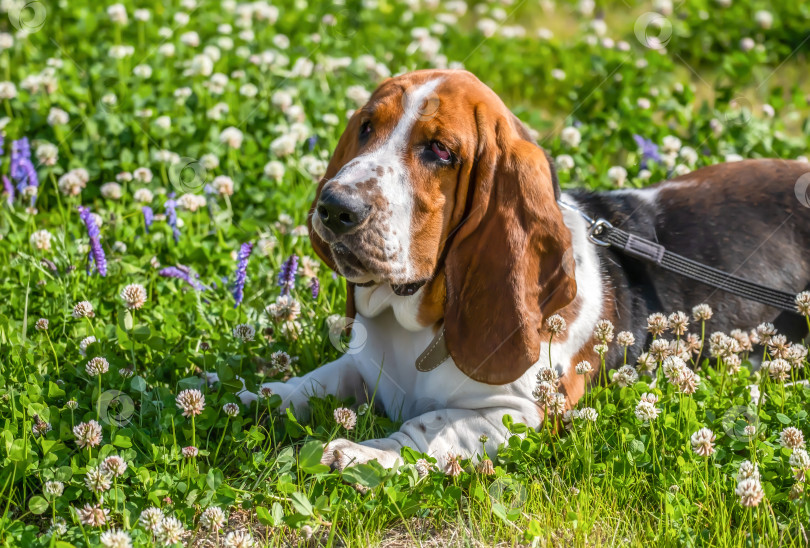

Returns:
219,69,810,469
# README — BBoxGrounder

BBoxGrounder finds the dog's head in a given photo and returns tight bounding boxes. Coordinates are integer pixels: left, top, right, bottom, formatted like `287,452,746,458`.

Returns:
309,69,577,383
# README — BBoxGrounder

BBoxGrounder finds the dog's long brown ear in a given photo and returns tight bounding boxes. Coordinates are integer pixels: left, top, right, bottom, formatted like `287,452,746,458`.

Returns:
307,113,364,320
443,108,577,384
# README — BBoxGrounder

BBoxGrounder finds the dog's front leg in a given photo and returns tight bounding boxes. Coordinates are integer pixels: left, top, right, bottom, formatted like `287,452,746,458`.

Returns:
210,353,366,413
322,407,519,470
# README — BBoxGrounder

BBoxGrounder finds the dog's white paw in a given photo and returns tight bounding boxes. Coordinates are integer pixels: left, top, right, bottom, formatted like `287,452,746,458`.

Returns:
321,438,401,470
205,372,219,386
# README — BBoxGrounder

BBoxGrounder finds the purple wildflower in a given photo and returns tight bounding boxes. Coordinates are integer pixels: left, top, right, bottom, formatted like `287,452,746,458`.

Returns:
232,242,254,307
633,135,661,169
278,254,298,296
77,206,107,276
164,197,180,243
309,277,320,299
10,138,38,193
159,265,207,290
306,135,318,151
142,206,154,233
2,175,13,204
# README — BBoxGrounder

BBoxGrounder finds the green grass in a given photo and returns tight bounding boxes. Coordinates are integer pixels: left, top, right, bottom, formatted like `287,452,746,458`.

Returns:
1,0,809,546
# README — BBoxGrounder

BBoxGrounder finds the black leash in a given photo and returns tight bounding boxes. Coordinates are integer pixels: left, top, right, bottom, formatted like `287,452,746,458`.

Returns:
559,201,800,314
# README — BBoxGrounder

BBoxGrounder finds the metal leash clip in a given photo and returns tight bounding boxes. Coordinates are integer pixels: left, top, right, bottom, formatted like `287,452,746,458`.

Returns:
587,218,613,247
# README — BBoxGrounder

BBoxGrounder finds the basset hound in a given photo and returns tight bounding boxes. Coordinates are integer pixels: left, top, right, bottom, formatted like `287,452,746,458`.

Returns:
238,69,810,469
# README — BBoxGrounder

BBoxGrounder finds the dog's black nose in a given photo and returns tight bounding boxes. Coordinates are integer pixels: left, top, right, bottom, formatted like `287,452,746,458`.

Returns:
316,186,370,235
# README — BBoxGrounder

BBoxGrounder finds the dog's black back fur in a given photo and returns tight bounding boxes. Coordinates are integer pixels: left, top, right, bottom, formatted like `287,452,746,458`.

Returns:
568,159,810,366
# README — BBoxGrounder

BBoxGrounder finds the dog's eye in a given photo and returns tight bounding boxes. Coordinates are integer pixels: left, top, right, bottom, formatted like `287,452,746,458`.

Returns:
359,121,372,137
430,141,451,162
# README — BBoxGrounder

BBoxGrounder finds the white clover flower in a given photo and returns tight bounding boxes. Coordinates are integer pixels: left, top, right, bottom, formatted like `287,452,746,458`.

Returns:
779,426,805,450
85,466,113,493
35,142,58,165
634,400,660,423
690,428,716,457
29,229,52,251
232,323,255,342
223,403,240,417
224,530,254,548
100,529,132,548
607,166,628,187
121,284,147,310
107,4,128,24
613,365,639,387
44,480,64,497
555,154,574,171
109,45,135,59
79,335,96,357
200,506,227,531
334,407,357,430
270,133,297,157
154,115,171,130
264,160,285,181
735,477,764,507
158,43,176,58
101,182,123,200
178,193,206,212
132,64,152,79
139,507,164,533
176,389,205,417
157,516,184,545
579,407,598,422
133,167,153,183
134,8,151,21
47,107,69,126
77,503,109,526
212,175,235,196
133,188,154,203
219,126,244,149
73,420,103,448
739,37,755,52
86,357,109,376
185,53,214,76
102,455,128,477
560,126,581,148
737,460,759,482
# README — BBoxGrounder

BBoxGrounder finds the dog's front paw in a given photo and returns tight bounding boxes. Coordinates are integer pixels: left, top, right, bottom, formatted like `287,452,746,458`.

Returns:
321,438,401,471
204,371,219,387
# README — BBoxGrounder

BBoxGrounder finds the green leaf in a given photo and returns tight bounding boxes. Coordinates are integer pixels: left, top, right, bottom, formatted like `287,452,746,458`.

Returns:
130,376,147,392
29,495,49,514
206,468,224,491
118,309,133,331
290,492,313,516
776,413,791,425
298,440,329,474
341,462,386,488
256,506,274,526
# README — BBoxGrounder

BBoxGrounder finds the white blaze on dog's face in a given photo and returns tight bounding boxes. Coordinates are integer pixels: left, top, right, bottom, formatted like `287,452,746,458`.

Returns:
309,71,486,292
